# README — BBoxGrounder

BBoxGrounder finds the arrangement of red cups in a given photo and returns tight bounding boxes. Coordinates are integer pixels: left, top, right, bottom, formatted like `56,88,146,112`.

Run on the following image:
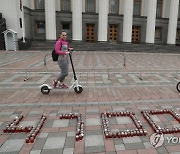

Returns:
141,109,180,134
3,114,27,133
59,113,84,141
101,111,147,139
26,114,46,143
3,109,180,144
3,114,47,144
25,114,46,143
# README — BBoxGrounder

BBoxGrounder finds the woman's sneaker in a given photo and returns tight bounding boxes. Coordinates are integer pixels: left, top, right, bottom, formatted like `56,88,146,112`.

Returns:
52,80,58,88
62,83,68,88
59,83,68,89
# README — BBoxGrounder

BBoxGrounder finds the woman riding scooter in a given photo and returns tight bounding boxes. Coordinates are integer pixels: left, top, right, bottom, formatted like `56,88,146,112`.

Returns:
52,31,73,88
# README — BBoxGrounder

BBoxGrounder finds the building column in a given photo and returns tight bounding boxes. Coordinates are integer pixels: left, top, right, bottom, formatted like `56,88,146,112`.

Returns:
72,0,82,41
123,0,133,43
145,0,157,43
167,0,179,44
45,0,56,40
98,0,109,42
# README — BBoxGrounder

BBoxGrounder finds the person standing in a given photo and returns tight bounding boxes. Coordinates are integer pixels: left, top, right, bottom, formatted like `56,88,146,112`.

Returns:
52,31,73,88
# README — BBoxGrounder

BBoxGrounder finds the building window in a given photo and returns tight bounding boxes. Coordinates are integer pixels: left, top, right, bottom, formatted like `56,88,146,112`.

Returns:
35,21,45,35
155,27,162,41
61,0,71,11
62,23,71,40
62,23,70,30
109,0,119,14
156,0,163,18
176,29,180,41
133,0,141,16
86,0,95,13
34,0,45,9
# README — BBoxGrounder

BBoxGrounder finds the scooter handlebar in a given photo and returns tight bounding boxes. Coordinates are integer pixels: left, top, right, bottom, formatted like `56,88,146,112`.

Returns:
68,48,74,51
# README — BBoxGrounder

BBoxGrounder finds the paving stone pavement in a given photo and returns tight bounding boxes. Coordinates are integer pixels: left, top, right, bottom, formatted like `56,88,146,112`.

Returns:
0,50,180,154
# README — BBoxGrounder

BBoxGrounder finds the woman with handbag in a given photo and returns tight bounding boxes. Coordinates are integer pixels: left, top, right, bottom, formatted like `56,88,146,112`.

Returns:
52,31,73,88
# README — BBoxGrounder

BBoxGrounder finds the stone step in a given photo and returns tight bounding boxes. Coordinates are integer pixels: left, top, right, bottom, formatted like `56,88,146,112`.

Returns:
28,41,180,53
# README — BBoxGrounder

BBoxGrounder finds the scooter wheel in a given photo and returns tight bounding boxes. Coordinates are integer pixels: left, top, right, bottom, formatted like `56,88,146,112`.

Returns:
176,82,180,92
41,86,50,94
74,86,83,94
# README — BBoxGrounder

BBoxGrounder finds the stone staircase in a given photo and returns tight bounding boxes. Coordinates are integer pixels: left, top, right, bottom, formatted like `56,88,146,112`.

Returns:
28,41,180,53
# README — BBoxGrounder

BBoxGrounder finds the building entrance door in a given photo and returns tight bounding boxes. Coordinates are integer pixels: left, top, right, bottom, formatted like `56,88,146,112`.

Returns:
132,26,140,43
109,25,118,43
86,24,95,42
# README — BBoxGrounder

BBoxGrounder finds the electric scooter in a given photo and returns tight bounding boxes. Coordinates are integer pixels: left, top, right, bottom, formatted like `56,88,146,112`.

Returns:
177,82,180,92
39,51,83,94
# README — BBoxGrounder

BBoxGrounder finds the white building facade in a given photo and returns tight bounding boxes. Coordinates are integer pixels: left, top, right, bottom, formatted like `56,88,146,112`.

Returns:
0,0,180,45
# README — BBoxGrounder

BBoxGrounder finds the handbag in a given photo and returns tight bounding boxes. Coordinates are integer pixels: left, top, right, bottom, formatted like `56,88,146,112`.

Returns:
52,49,58,61
52,41,62,61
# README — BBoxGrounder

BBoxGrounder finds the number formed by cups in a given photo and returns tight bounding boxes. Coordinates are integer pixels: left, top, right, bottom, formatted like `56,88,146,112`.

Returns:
2,109,180,144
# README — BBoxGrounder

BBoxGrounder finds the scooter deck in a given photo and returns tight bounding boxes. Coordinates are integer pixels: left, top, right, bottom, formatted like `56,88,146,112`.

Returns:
52,86,69,89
